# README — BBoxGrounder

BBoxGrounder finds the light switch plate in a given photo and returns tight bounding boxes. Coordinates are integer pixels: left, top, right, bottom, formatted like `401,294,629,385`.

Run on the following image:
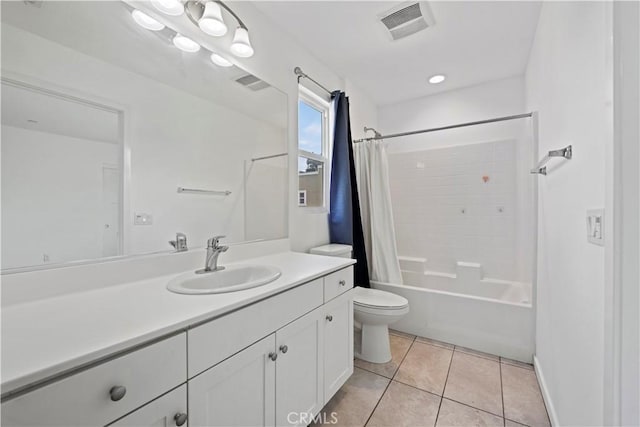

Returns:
586,208,604,246
134,212,153,226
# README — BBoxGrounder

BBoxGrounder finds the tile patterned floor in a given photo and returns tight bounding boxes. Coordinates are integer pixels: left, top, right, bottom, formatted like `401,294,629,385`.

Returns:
315,330,550,427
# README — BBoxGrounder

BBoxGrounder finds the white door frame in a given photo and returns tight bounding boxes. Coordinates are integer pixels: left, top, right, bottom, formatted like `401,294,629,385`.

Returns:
605,2,640,425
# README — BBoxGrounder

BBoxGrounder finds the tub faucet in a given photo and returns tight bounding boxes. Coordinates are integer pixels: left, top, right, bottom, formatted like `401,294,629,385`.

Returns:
197,235,228,274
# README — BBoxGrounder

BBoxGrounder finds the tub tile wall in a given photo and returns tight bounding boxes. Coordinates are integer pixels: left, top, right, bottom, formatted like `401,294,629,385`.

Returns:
388,140,521,281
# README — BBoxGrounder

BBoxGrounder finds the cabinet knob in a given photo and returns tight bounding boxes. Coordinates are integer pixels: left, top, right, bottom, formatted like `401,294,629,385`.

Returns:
279,345,288,354
339,280,346,286
268,352,278,361
174,412,188,426
326,315,333,322
109,385,127,401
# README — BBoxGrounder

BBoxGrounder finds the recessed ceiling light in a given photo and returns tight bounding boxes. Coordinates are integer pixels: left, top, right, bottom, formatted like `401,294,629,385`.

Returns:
173,34,201,53
151,0,184,16
131,10,165,31
428,74,446,84
210,53,233,67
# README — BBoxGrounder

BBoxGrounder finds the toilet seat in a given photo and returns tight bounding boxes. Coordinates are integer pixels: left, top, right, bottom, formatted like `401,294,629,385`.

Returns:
353,287,409,310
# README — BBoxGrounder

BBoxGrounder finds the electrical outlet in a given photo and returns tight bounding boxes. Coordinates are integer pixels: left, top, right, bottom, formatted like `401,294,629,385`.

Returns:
586,209,604,246
134,213,153,226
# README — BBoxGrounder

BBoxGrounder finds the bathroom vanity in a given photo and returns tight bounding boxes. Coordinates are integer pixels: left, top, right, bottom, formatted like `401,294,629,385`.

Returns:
1,252,355,426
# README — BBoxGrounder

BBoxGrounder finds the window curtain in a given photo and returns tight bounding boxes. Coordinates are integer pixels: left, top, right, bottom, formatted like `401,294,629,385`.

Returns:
329,91,370,288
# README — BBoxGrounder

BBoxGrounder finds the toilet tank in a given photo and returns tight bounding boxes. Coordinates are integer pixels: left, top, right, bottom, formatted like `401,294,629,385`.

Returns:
310,244,353,258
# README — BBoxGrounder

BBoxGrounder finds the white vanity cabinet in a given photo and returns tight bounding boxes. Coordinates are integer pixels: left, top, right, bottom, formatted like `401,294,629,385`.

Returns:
1,264,354,427
187,267,354,427
1,334,186,427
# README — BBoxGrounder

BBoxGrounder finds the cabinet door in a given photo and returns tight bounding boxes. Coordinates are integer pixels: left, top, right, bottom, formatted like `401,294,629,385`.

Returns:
189,335,276,427
323,289,354,403
275,308,324,427
109,385,187,427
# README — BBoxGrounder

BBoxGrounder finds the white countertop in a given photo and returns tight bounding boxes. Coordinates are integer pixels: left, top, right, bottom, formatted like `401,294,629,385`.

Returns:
1,251,355,397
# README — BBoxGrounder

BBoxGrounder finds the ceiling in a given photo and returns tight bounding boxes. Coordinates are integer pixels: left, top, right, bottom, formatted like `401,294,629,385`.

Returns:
254,1,541,106
2,82,121,144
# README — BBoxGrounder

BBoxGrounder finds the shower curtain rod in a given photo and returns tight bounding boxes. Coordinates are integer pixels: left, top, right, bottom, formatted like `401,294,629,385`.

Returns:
353,112,534,143
294,67,333,95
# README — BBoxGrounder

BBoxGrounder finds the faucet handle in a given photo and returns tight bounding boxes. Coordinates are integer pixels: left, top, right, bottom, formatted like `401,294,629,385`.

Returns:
207,235,226,248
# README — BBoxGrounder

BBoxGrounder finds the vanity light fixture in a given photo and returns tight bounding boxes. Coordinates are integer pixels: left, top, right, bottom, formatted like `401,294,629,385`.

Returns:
198,1,227,36
210,53,233,67
131,9,166,31
173,34,201,53
428,74,446,84
230,27,254,58
151,0,184,16
183,0,255,58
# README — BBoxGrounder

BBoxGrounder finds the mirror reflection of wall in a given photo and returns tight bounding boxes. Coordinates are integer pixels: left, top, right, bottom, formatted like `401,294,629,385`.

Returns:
1,82,123,269
1,1,288,272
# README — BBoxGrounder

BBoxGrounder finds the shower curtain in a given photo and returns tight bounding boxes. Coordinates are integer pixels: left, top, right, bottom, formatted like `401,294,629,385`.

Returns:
353,140,403,284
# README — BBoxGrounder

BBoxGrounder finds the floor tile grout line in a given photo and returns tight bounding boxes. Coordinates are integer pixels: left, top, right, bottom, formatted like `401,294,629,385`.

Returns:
440,396,506,421
433,344,455,427
363,335,416,427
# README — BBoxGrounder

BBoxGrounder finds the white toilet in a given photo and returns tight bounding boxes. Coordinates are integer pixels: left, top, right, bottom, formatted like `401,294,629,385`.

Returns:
310,244,410,364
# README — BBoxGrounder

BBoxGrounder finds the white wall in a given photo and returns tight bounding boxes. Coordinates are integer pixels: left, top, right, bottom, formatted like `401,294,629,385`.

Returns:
1,126,120,268
525,2,612,425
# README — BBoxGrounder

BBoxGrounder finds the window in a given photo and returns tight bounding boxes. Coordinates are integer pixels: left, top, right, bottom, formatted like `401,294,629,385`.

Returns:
298,87,330,210
298,190,307,207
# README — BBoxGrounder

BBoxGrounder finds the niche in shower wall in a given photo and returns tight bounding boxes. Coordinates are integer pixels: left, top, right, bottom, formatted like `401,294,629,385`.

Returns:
388,139,530,284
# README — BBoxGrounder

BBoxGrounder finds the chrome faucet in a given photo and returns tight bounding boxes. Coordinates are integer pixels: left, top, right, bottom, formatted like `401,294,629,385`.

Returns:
197,235,228,274
169,232,188,252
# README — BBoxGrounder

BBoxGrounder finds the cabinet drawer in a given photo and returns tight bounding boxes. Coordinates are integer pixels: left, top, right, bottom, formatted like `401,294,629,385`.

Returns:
109,385,187,427
1,333,186,427
323,266,353,302
188,279,323,377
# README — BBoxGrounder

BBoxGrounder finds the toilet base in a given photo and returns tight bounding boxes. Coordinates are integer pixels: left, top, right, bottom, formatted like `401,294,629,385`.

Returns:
355,324,392,363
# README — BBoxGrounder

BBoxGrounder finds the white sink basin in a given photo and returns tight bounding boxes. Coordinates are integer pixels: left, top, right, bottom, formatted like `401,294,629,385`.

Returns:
167,265,282,295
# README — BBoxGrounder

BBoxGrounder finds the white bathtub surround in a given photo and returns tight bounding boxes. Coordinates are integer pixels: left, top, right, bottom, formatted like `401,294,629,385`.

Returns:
353,140,402,284
1,251,355,397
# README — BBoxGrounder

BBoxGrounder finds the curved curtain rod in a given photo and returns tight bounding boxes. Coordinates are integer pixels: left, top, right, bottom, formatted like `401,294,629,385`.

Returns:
353,112,534,143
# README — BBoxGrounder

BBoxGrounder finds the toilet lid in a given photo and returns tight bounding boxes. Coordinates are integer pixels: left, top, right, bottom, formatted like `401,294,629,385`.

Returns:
353,287,409,309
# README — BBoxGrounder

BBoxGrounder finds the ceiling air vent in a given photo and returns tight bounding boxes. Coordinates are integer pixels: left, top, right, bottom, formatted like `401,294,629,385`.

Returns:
378,2,435,41
235,73,270,91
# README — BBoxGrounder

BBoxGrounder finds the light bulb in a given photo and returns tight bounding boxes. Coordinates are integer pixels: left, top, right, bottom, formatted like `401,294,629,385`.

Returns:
131,10,165,31
428,74,446,84
151,0,184,16
199,2,227,37
230,27,254,58
173,34,201,53
210,53,233,67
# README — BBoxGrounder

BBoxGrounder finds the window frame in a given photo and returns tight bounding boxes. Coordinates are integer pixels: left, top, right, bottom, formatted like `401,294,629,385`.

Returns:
297,85,332,212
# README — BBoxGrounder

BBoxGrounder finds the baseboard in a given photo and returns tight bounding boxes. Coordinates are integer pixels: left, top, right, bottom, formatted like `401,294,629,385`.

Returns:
533,355,560,426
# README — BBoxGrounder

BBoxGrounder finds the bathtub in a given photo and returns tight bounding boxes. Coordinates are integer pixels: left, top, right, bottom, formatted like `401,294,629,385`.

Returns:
372,267,534,362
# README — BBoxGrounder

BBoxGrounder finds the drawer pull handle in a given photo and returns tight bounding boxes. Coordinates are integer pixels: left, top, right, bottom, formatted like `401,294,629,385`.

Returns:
339,280,346,286
326,315,333,322
174,412,188,426
268,352,278,361
279,345,288,354
109,385,127,402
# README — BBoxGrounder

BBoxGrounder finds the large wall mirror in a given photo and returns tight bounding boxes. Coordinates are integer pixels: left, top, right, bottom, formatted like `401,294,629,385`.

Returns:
1,1,288,272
